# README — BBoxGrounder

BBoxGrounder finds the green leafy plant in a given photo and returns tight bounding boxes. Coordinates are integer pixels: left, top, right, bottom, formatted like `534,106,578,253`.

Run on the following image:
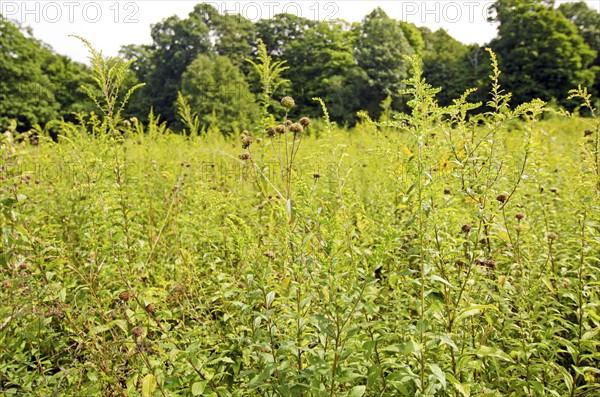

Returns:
1,38,599,397
70,35,145,135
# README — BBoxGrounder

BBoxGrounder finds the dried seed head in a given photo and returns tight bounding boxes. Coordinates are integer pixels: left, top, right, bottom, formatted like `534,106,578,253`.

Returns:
119,291,131,301
145,303,155,313
584,129,593,137
281,96,295,108
547,232,558,241
299,117,311,127
496,193,508,203
132,326,144,337
515,225,524,233
461,224,472,233
275,124,286,134
266,128,276,137
289,123,304,134
444,187,452,195
286,120,293,126
483,259,496,268
515,212,525,220
241,135,253,149
239,151,251,161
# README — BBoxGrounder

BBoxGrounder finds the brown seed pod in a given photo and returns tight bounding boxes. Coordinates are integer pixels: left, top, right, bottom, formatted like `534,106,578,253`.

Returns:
483,259,496,268
239,151,251,161
145,303,155,313
547,232,558,241
515,212,525,220
461,224,472,233
241,135,253,149
289,123,304,133
496,193,508,203
266,128,276,137
299,117,311,127
132,326,144,337
515,225,524,233
275,124,286,134
119,291,131,301
281,96,295,108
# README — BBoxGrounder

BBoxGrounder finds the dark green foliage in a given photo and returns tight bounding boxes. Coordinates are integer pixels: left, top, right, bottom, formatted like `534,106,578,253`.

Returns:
353,8,415,119
0,19,58,130
0,18,91,131
128,9,212,125
284,19,367,125
558,1,600,100
122,4,258,126
3,3,600,133
181,54,259,135
489,0,596,106
420,28,482,106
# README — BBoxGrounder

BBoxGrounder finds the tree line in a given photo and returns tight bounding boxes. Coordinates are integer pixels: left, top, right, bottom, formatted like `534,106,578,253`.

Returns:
1,0,599,133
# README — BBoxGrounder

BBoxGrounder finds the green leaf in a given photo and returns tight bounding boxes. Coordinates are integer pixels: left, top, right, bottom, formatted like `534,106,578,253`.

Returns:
403,339,422,355
58,288,67,303
582,328,600,341
474,345,513,362
141,374,156,397
265,291,275,309
455,304,498,323
438,333,458,350
428,363,446,390
348,385,366,397
541,277,555,293
446,373,470,397
191,381,206,396
430,275,453,288
367,364,381,389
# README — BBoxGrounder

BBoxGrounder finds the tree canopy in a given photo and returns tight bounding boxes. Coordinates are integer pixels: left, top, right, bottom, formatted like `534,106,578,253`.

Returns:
489,0,596,106
2,1,600,133
181,54,259,135
0,18,91,130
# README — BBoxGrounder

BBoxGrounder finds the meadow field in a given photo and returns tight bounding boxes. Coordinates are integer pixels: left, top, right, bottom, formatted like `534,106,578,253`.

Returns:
1,52,600,396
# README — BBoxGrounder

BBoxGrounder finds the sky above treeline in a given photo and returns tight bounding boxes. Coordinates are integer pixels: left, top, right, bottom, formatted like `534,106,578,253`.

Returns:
2,0,598,64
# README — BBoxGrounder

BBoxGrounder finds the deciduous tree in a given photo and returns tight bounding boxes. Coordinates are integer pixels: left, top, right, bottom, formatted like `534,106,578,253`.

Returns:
181,54,259,135
489,0,595,106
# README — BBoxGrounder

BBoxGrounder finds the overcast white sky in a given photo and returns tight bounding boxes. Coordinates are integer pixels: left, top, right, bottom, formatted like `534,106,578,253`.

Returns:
1,1,598,64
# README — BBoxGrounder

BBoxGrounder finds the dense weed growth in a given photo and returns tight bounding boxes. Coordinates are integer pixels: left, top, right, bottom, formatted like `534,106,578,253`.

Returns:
1,44,599,397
